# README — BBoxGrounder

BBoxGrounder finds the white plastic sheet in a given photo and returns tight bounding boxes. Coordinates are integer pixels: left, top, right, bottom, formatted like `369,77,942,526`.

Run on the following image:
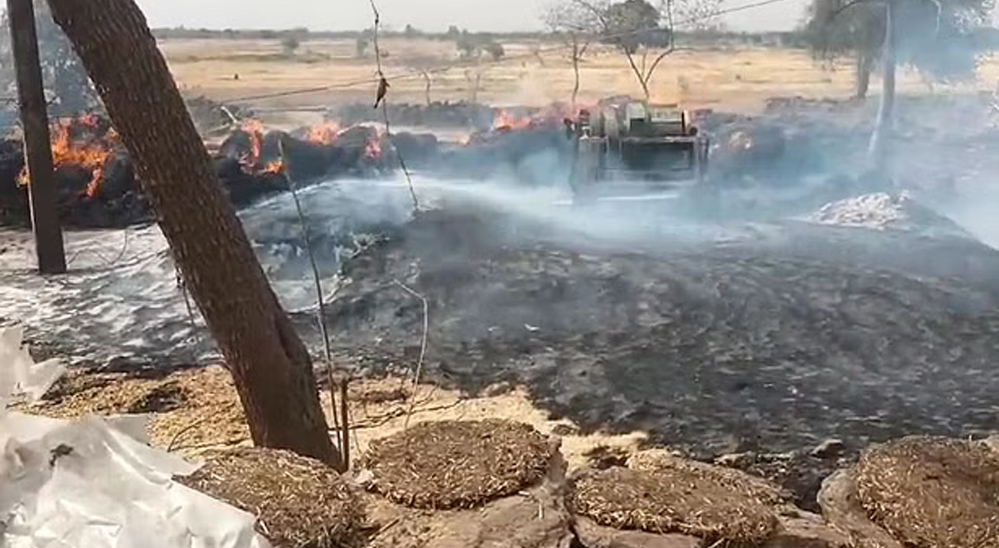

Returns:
0,327,271,548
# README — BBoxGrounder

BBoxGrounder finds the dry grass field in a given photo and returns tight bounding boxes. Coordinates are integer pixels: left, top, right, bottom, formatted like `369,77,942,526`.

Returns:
159,35,999,127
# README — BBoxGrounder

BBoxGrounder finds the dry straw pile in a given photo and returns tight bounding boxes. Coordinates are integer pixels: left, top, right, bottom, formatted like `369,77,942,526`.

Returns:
177,447,365,548
569,452,786,546
361,419,554,509
856,435,999,548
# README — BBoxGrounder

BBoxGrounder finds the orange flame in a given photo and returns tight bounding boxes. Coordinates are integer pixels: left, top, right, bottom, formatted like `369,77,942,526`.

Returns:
236,119,348,175
238,119,265,169
235,119,383,175
263,159,285,174
492,109,534,131
490,104,586,134
307,121,341,145
17,116,118,198
364,135,382,160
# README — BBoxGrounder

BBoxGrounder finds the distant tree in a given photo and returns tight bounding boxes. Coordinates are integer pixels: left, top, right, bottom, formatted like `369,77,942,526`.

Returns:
446,25,461,40
564,0,696,100
404,24,420,39
484,41,505,61
407,55,440,105
355,35,370,58
803,0,993,170
456,31,480,58
673,0,724,31
463,67,488,102
803,0,992,99
281,35,301,55
802,0,886,98
529,42,547,66
544,0,600,106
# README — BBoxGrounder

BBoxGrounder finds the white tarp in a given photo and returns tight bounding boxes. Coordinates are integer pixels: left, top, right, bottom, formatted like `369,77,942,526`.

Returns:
0,326,271,548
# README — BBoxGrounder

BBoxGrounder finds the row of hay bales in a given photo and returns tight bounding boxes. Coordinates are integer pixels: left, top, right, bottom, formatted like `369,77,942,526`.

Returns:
180,419,999,548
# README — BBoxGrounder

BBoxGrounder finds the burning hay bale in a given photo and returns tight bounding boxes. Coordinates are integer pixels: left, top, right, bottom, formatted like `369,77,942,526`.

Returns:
854,436,999,548
17,113,121,197
0,113,404,228
176,447,366,548
387,131,440,168
218,121,391,181
360,419,555,509
0,114,155,228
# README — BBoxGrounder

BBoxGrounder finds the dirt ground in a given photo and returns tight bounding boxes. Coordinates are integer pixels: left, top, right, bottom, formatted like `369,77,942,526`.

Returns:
18,365,648,473
160,36,999,127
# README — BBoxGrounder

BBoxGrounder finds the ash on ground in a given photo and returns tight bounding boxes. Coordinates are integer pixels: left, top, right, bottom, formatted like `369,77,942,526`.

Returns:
803,192,975,239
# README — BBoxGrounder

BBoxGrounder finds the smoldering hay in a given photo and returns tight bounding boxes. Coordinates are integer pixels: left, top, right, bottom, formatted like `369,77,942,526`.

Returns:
0,326,272,548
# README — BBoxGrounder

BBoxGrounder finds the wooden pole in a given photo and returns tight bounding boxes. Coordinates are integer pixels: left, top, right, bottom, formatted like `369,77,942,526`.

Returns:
7,0,66,274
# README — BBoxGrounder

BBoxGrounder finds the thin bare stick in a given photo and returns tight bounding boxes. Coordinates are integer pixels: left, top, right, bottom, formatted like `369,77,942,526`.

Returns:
343,400,463,431
349,403,363,455
276,135,342,454
167,402,238,451
340,378,351,469
219,105,240,126
392,279,429,429
174,259,202,347
328,365,341,446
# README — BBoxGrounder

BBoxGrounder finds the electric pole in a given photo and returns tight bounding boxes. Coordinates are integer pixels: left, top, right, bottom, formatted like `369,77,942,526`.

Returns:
7,0,66,274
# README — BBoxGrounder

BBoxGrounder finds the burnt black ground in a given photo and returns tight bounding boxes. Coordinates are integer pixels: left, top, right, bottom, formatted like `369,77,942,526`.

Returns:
309,200,999,464
288,193,999,508
5,173,999,509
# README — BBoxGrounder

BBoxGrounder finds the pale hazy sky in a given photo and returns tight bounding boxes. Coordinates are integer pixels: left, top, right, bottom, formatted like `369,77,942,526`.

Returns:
132,0,811,33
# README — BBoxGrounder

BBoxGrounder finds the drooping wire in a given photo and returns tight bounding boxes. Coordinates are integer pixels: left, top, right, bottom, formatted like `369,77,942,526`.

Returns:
368,0,420,214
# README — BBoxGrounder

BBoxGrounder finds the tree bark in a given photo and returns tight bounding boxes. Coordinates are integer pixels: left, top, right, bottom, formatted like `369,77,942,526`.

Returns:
868,0,896,174
45,0,341,469
854,52,872,99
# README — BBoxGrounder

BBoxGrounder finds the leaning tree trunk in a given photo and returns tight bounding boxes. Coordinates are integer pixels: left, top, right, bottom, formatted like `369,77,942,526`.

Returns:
868,0,896,174
46,0,341,469
854,51,873,99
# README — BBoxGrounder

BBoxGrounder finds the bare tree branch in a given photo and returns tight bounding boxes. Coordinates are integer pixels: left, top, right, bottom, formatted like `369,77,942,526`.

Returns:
829,0,880,22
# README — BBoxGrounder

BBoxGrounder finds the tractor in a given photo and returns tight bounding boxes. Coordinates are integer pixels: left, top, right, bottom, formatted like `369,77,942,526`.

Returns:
565,100,709,202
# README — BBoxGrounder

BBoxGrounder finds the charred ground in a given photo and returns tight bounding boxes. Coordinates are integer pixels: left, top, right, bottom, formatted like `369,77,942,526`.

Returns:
4,94,999,509
314,203,999,457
